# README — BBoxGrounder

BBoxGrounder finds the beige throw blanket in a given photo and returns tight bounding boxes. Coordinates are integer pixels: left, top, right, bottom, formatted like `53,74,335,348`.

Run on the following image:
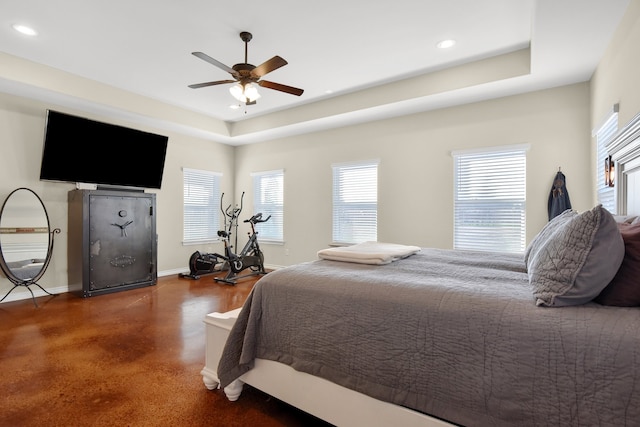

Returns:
317,241,421,265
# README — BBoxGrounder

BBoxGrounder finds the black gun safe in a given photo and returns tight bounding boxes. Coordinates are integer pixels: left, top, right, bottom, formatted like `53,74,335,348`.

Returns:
68,189,157,297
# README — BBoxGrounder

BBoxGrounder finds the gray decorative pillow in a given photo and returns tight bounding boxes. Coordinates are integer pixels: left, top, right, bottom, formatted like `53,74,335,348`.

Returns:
524,209,577,268
529,205,625,307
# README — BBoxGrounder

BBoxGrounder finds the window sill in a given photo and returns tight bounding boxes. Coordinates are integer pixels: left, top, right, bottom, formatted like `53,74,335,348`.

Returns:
259,239,284,245
182,239,221,246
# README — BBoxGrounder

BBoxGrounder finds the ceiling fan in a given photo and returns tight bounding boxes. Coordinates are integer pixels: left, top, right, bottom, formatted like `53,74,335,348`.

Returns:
189,31,304,105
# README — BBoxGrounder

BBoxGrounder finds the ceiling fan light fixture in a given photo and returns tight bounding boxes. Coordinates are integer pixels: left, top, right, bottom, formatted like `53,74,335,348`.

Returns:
229,84,243,101
244,83,261,101
229,82,261,103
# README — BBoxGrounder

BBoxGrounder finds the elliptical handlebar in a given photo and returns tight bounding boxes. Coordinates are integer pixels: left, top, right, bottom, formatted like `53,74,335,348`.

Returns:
221,191,244,220
219,192,269,229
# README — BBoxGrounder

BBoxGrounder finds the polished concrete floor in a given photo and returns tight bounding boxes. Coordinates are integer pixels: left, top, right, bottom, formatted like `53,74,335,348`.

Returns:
0,272,331,426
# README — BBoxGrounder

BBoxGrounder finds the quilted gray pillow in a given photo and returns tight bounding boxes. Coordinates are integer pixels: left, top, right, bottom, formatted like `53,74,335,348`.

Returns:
529,205,625,307
524,208,577,268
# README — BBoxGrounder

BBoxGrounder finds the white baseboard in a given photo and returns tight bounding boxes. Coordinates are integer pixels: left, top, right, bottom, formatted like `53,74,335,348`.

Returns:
159,267,188,277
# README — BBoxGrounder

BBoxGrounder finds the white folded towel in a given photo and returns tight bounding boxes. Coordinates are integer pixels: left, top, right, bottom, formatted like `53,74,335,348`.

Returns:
317,241,421,265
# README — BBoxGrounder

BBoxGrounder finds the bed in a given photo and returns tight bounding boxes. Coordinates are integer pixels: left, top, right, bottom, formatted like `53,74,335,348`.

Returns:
201,112,640,426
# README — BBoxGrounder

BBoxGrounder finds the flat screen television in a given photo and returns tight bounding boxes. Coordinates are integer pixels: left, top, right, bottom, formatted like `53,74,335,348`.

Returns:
39,110,169,190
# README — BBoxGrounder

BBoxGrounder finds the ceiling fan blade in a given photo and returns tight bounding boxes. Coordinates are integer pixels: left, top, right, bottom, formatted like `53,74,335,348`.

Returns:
251,56,288,78
188,80,235,89
191,52,240,78
258,80,304,96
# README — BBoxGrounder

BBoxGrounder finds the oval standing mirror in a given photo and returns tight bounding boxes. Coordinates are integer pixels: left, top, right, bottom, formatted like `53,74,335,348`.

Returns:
0,188,60,306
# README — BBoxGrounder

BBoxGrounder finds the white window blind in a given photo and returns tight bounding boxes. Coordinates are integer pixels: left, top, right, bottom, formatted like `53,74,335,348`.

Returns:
453,146,527,253
594,106,618,213
332,160,378,244
183,168,221,244
251,169,284,242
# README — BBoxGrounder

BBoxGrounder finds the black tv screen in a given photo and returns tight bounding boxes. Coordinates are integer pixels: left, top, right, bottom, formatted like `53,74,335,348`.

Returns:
39,110,169,189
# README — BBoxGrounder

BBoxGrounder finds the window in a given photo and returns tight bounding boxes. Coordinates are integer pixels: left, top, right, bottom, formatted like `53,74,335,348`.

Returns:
594,105,619,213
251,169,284,242
453,145,528,253
332,160,378,244
183,168,221,244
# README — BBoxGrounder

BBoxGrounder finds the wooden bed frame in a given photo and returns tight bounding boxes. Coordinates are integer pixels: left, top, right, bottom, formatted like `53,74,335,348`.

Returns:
201,112,640,427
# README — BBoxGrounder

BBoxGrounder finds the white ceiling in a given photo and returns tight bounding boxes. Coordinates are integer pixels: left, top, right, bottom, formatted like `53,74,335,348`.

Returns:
0,0,631,144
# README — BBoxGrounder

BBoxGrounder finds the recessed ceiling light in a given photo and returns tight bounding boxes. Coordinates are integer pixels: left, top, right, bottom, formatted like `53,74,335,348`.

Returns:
229,104,241,110
436,39,456,49
12,24,38,36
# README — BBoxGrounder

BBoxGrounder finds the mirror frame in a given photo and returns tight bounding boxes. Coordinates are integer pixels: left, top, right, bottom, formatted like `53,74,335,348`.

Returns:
0,188,60,306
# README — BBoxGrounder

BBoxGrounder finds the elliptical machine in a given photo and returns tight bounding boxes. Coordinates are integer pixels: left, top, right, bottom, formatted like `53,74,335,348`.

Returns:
179,251,225,280
179,192,237,280
214,192,270,285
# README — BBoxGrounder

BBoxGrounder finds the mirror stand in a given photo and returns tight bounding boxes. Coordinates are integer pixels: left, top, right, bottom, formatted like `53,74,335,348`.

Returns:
0,228,60,307
0,188,61,307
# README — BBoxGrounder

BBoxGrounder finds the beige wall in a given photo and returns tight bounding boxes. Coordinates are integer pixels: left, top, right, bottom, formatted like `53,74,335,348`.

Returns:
590,0,640,203
235,83,593,266
591,0,640,128
0,92,234,301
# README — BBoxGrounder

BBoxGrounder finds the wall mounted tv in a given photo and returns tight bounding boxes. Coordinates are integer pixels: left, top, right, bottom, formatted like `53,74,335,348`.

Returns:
39,110,169,190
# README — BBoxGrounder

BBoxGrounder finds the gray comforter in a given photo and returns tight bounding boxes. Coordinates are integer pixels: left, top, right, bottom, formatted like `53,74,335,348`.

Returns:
218,248,640,426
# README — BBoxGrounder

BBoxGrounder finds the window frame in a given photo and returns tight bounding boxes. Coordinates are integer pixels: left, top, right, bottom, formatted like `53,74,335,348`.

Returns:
593,104,619,214
452,144,528,253
331,159,379,245
251,169,284,243
182,167,222,245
